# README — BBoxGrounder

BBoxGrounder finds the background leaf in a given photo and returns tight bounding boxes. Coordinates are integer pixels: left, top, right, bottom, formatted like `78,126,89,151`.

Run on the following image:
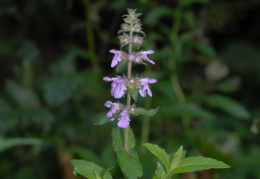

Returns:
201,95,250,119
0,138,42,153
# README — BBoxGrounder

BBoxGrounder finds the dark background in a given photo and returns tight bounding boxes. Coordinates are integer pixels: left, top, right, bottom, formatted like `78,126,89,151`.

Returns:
0,0,260,178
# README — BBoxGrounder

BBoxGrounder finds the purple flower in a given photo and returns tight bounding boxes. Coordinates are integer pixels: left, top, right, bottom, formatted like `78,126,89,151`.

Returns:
104,101,121,119
138,78,157,97
141,50,155,65
118,109,130,128
109,49,122,67
103,76,127,98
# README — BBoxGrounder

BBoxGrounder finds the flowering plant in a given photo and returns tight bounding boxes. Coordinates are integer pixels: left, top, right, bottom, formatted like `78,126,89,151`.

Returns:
71,9,230,179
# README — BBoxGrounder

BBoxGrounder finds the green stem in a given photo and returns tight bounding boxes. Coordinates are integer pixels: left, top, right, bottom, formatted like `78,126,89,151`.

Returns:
124,24,133,152
82,0,99,75
169,1,190,135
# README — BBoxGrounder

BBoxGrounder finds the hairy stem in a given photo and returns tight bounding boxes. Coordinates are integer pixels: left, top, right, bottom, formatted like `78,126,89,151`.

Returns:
124,24,133,152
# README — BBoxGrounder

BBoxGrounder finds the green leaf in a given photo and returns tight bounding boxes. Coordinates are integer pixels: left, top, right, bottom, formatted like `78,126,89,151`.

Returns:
116,58,128,72
194,133,233,166
117,151,143,179
172,157,230,174
170,146,183,170
127,84,138,102
102,167,114,179
144,7,174,26
128,127,135,151
42,75,79,106
143,143,170,172
192,41,216,56
95,116,112,125
5,80,39,109
132,107,159,117
201,95,250,119
0,138,42,153
71,159,113,179
155,161,167,178
111,128,123,152
159,104,216,120
0,98,18,135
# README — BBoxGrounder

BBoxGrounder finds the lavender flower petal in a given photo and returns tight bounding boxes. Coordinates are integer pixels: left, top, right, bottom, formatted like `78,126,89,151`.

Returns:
104,101,120,117
141,50,155,65
109,49,122,67
117,109,130,128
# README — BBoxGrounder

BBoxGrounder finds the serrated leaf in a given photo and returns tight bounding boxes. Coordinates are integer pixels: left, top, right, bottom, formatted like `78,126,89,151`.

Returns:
172,157,230,174
143,143,170,172
194,133,233,166
170,146,183,170
117,151,143,179
132,107,159,117
102,167,114,179
0,138,42,153
128,127,135,150
95,116,112,125
111,128,123,152
71,159,113,179
116,59,128,72
201,95,250,119
127,84,138,102
155,161,167,178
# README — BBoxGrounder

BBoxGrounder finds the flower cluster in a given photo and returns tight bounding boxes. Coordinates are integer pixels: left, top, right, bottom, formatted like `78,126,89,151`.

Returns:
103,76,157,99
103,9,157,128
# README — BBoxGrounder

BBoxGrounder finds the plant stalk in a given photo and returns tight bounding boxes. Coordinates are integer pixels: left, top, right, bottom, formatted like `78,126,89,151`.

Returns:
124,24,133,152
169,1,190,135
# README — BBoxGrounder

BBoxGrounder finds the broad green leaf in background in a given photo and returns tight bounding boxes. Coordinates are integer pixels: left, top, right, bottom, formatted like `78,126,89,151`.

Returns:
215,77,240,93
143,143,170,172
144,6,174,26
42,75,79,106
132,107,159,117
71,159,113,179
0,138,42,153
5,80,39,109
159,104,216,120
201,95,250,119
171,156,230,174
50,52,77,75
111,128,123,152
117,151,143,179
0,98,18,134
191,41,216,57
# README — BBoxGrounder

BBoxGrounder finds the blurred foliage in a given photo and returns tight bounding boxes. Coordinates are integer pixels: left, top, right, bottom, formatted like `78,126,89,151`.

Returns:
0,0,260,178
